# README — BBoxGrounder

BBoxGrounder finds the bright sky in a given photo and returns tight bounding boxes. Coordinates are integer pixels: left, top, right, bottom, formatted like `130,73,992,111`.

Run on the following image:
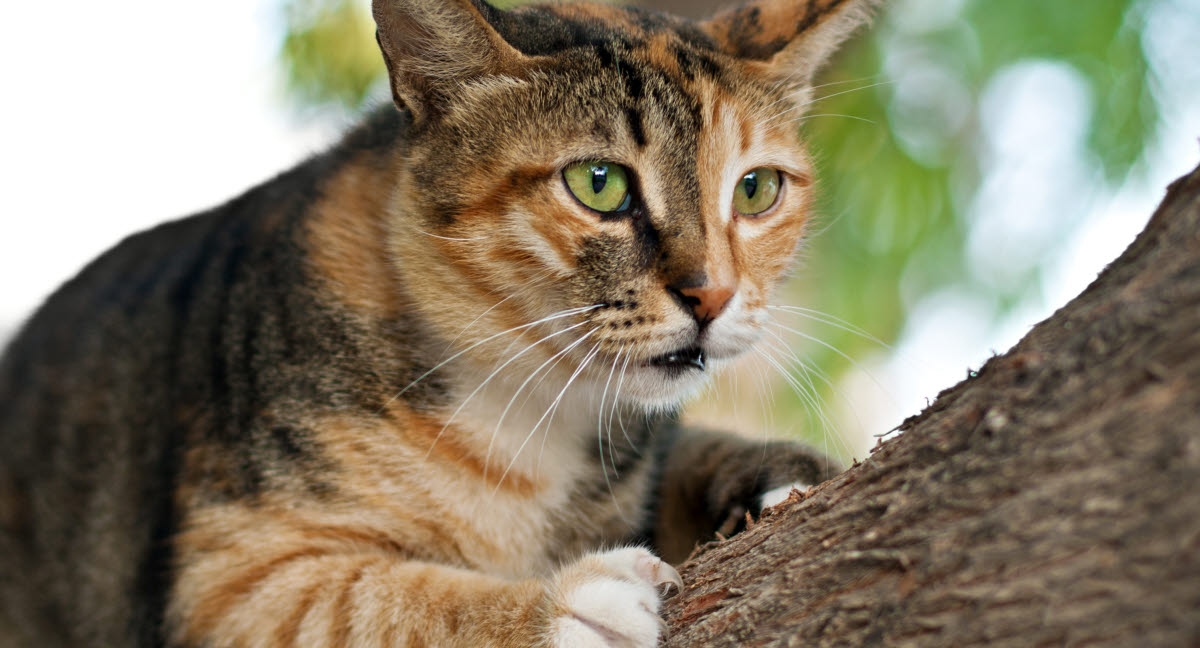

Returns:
1,0,1197,458
0,0,336,338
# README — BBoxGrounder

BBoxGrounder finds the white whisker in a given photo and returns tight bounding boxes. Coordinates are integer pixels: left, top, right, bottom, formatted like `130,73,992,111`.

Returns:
595,347,625,491
427,319,593,465
766,317,893,404
755,343,844,460
761,74,881,111
484,326,599,477
767,304,890,349
760,330,857,460
379,303,603,413
762,79,894,126
495,338,603,495
608,351,635,452
796,80,893,111
792,113,878,126
442,269,556,355
413,228,489,242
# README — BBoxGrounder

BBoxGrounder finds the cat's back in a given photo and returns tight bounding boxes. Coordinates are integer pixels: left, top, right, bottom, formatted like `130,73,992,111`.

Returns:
0,199,263,646
0,134,350,646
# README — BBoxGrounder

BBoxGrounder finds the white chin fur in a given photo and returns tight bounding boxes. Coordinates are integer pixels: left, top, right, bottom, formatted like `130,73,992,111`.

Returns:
612,359,728,410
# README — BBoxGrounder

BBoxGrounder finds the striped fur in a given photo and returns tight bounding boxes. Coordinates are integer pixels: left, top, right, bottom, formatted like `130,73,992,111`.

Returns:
0,0,874,645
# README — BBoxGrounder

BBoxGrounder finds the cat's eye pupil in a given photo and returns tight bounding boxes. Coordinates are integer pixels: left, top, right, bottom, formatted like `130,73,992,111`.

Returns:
743,173,759,200
592,166,608,194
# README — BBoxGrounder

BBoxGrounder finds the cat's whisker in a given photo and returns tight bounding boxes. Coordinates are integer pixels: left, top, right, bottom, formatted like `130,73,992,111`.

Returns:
494,338,603,497
598,348,633,497
608,350,636,457
536,340,605,470
442,269,556,355
380,303,603,413
596,347,623,439
602,349,635,513
760,329,858,460
766,304,890,349
765,334,859,462
794,79,894,111
537,342,616,471
426,319,593,466
758,74,882,115
755,341,845,460
759,333,850,456
595,347,625,490
765,317,893,406
761,79,894,126
483,326,600,478
757,346,811,447
744,349,776,442
790,113,878,126
412,228,490,242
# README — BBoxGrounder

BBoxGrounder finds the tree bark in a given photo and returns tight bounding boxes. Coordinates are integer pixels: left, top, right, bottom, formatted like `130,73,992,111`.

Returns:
662,165,1200,647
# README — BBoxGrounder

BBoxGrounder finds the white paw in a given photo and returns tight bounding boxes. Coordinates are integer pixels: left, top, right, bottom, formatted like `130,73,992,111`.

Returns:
549,547,681,648
759,481,811,511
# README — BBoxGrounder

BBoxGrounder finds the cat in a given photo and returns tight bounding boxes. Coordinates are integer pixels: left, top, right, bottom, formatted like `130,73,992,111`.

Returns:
0,0,878,645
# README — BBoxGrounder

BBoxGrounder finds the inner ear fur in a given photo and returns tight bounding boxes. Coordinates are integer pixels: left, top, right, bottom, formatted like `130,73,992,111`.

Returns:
372,0,526,123
702,0,881,87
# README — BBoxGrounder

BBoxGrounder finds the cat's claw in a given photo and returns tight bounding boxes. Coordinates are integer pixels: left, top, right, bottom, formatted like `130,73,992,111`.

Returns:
548,547,680,648
759,481,811,511
631,551,683,596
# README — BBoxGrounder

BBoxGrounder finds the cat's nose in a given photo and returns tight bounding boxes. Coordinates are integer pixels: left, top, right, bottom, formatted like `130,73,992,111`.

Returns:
669,271,736,326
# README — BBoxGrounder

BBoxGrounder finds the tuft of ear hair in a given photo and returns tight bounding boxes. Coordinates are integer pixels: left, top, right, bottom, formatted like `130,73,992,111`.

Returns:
372,0,525,123
703,0,882,89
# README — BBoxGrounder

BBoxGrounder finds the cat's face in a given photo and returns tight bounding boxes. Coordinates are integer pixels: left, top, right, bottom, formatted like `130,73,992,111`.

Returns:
378,0,868,408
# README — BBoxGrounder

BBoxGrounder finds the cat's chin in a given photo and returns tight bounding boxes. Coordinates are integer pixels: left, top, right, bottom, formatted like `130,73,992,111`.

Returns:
611,367,709,410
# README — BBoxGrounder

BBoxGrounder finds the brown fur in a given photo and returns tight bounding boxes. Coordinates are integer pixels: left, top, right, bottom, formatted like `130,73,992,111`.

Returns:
0,0,877,645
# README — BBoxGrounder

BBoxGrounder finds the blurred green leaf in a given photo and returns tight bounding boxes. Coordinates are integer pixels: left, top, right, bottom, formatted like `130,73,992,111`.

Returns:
280,0,384,110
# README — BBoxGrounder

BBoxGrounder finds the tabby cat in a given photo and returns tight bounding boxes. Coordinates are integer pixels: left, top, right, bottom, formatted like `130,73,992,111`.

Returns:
0,0,878,645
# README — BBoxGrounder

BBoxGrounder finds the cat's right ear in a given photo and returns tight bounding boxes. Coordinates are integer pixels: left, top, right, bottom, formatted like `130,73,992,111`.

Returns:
372,0,524,124
702,0,881,89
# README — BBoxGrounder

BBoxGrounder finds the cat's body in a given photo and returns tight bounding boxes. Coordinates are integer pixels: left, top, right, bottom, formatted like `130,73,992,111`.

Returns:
0,0,876,645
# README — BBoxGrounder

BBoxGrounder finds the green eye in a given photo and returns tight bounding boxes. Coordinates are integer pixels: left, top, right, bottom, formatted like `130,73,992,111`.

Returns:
564,161,632,213
733,168,782,216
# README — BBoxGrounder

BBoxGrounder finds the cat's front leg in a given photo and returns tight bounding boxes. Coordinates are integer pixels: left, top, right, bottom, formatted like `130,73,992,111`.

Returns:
650,428,842,563
169,507,678,647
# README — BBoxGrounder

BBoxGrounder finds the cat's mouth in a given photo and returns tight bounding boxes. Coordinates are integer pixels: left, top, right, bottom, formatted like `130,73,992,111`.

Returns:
647,346,706,373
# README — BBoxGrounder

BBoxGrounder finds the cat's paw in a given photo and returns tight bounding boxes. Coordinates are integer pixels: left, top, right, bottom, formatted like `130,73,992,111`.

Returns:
702,439,838,540
547,547,681,648
758,480,812,511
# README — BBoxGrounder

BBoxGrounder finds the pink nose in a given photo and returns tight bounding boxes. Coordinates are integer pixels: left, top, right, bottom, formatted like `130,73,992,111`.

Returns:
678,282,735,324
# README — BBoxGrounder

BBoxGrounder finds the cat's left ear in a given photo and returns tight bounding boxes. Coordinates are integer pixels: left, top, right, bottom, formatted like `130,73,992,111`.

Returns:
702,0,881,87
372,0,525,124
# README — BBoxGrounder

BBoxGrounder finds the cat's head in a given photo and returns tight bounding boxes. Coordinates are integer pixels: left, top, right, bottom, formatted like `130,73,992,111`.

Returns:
373,0,878,409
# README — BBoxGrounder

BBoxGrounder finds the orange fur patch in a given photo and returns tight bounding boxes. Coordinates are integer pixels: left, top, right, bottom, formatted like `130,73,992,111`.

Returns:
384,403,545,497
305,155,403,317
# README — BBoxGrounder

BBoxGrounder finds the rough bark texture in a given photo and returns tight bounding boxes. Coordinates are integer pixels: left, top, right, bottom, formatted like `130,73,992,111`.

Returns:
662,165,1200,647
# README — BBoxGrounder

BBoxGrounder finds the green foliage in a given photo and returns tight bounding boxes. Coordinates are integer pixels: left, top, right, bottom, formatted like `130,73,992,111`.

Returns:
276,0,1162,457
280,0,383,111
779,0,1156,452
